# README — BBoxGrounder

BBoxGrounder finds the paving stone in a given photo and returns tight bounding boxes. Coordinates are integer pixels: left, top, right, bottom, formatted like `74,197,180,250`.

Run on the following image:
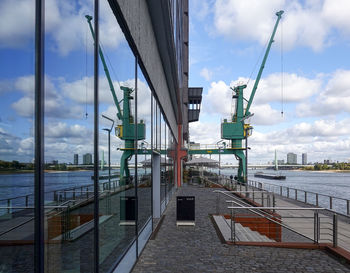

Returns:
132,185,350,273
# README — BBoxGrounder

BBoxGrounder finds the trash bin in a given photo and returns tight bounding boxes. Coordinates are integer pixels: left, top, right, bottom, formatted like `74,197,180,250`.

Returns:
176,196,195,226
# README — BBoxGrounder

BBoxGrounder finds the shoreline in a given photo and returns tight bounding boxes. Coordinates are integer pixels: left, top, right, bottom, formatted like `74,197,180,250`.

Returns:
0,169,91,175
294,169,350,173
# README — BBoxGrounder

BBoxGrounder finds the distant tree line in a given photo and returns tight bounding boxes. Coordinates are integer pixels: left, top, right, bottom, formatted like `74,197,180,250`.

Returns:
302,162,350,171
0,160,70,172
0,160,34,171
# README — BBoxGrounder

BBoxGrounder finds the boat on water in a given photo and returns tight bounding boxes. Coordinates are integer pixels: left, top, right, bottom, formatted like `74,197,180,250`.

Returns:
254,172,286,180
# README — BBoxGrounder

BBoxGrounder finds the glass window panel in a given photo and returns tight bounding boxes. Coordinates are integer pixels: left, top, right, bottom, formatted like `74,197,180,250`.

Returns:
43,1,94,272
98,2,136,271
0,1,35,271
160,114,166,203
136,64,152,233
167,127,176,194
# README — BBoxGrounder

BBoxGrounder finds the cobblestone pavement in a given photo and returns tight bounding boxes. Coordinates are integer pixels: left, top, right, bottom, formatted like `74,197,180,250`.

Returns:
133,185,350,273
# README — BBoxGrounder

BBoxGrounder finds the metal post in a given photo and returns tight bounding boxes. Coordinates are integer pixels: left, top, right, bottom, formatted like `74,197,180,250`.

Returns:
287,187,289,198
252,188,255,203
73,189,75,200
93,1,100,271
305,191,307,203
7,199,11,214
262,192,264,207
330,197,333,210
333,214,338,248
230,209,233,242
295,189,297,200
216,192,219,214
314,211,318,243
108,129,111,188
34,0,45,271
316,193,319,207
347,200,349,215
26,195,29,207
273,194,276,213
219,150,221,179
280,186,282,196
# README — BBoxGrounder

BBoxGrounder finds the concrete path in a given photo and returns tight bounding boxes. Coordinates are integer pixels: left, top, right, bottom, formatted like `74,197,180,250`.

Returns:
132,185,350,273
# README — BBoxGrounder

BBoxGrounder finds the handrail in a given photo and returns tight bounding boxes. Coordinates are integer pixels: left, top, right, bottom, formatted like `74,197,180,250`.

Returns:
227,206,326,211
247,179,350,216
214,189,320,243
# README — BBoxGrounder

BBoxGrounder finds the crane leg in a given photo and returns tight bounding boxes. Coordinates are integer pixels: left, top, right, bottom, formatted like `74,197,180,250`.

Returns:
235,150,246,183
120,150,133,185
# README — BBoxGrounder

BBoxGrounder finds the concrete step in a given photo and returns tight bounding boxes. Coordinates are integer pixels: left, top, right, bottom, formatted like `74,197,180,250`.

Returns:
213,215,276,242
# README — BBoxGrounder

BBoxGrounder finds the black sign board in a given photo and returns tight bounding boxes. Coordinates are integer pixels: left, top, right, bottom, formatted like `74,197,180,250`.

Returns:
176,196,195,222
120,196,136,222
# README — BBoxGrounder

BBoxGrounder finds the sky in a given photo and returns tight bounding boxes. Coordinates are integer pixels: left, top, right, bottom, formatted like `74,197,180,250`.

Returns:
0,0,155,165
188,0,350,164
1,0,350,166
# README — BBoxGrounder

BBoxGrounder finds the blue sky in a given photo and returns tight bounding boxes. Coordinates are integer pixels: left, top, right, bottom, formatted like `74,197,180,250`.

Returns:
1,0,350,165
0,0,154,164
189,0,350,164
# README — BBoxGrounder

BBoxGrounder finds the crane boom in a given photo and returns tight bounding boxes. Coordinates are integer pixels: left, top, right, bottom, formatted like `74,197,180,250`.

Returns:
244,10,284,116
85,15,123,120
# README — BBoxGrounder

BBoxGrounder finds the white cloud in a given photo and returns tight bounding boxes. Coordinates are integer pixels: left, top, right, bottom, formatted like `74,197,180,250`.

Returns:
189,121,221,144
200,68,213,81
203,72,319,125
246,118,350,163
0,0,124,55
0,0,35,48
213,0,350,51
296,70,350,117
11,75,83,119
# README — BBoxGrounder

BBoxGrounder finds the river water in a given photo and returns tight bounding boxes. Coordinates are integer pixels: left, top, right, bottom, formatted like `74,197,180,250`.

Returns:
216,168,350,215
1,168,350,214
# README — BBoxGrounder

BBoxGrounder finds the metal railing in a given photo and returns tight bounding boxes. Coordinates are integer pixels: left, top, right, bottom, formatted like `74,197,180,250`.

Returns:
247,179,350,216
213,189,350,252
0,174,151,216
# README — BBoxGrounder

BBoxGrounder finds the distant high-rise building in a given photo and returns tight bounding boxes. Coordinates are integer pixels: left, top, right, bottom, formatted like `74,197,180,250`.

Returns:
83,153,92,165
302,153,307,165
74,154,79,165
287,153,297,164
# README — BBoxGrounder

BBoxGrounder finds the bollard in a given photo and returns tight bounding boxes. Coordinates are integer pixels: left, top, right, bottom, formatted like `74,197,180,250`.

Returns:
316,193,319,207
287,187,289,198
25,195,29,207
295,189,298,200
280,186,282,196
305,191,307,203
333,214,338,248
330,197,333,210
347,200,350,216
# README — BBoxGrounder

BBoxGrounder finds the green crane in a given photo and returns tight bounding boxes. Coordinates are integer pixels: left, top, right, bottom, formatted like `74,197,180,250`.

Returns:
86,15,145,184
221,10,284,183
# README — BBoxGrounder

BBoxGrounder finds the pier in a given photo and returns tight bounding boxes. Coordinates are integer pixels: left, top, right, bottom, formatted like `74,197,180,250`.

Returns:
132,178,350,272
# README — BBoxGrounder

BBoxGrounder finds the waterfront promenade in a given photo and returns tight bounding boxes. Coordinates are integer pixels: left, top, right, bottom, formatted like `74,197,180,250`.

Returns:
132,184,350,273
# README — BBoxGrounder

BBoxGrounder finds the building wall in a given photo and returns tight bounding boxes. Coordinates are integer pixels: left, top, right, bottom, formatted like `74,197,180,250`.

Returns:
108,0,182,141
0,1,184,272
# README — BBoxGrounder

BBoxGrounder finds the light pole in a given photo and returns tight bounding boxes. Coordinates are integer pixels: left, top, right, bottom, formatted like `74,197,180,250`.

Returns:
102,115,114,188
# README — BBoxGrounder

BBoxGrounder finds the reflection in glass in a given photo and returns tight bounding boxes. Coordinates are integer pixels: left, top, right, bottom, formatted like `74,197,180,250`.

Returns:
43,1,94,272
136,64,152,235
97,3,138,271
0,1,35,271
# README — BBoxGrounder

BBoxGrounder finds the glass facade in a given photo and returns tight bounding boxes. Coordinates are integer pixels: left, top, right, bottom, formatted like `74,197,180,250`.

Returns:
0,1,35,271
0,1,178,272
